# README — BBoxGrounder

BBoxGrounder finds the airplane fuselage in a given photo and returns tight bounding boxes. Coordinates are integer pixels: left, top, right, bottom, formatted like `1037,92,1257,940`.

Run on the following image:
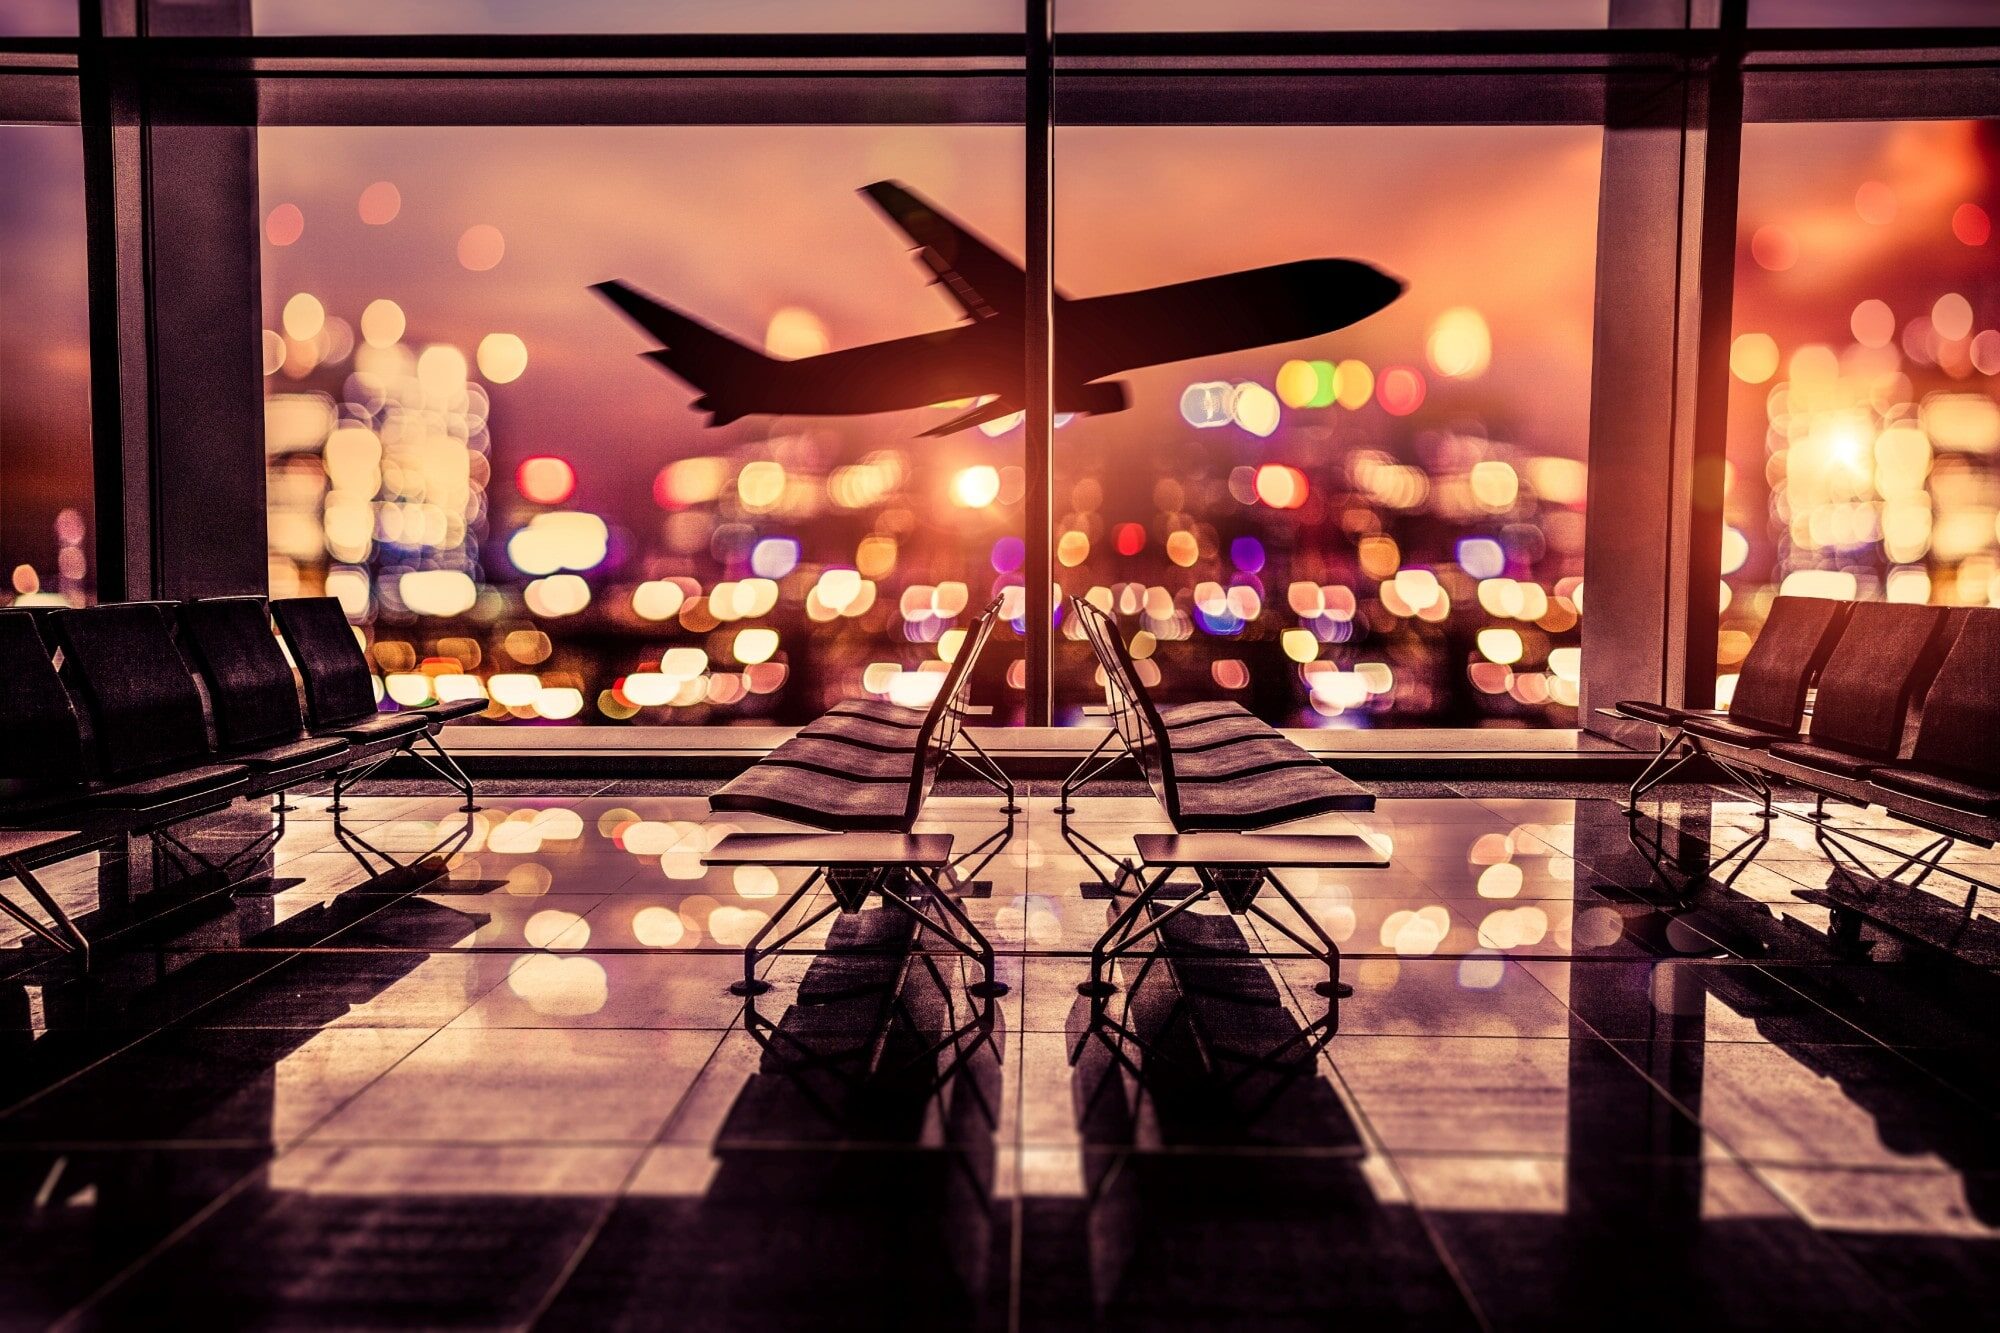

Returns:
736,257,1402,418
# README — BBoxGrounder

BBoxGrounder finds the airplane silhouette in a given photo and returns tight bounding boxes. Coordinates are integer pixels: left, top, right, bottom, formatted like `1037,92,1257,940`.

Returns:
593,181,1405,438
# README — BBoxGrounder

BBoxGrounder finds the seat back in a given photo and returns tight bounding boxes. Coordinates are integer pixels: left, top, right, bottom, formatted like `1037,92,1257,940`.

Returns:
899,596,1005,827
1727,595,1849,734
50,603,215,781
0,611,89,801
1800,600,1951,761
1905,606,2000,785
269,596,380,729
176,596,308,751
1069,595,1182,826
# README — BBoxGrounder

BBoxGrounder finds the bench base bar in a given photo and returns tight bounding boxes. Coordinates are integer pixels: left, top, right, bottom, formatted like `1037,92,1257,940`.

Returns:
1081,859,1354,1001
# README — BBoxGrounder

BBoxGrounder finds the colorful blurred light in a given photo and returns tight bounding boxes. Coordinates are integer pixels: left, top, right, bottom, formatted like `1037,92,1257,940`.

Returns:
516,456,575,505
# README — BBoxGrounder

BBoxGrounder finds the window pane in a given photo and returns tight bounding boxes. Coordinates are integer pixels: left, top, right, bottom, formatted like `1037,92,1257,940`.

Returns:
1058,1,1611,31
260,124,1024,725
251,2,1019,35
1053,124,1600,727
0,122,94,608
0,1,77,37
1749,0,1998,26
1721,119,1999,696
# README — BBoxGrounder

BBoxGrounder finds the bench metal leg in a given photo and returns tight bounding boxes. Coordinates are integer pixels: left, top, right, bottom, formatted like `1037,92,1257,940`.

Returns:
1625,726,1696,812
0,855,88,965
731,867,830,998
328,747,398,814
1079,865,1197,998
1082,864,1352,1001
947,729,1019,815
1705,748,1774,817
329,810,475,885
1054,728,1122,816
877,866,1008,998
411,731,480,812
1059,818,1135,897
1243,870,1350,998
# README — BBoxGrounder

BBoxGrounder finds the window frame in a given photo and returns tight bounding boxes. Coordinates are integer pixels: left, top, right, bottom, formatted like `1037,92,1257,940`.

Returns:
2,1,1993,734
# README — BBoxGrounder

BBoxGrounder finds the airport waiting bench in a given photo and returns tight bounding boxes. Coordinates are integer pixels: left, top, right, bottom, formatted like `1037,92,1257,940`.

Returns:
1610,597,2000,950
0,597,482,961
705,596,1016,1003
1062,595,1383,1000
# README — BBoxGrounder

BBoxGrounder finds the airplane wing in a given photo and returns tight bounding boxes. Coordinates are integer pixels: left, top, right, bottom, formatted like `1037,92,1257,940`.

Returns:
918,397,1022,438
861,181,1024,323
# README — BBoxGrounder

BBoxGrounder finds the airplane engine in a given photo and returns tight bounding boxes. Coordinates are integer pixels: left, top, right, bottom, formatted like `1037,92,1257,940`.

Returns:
1060,380,1129,419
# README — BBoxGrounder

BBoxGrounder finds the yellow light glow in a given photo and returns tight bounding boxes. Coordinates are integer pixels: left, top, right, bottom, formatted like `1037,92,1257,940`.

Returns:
1730,332,1780,383
477,332,529,384
1425,307,1492,379
282,292,325,342
952,465,1001,508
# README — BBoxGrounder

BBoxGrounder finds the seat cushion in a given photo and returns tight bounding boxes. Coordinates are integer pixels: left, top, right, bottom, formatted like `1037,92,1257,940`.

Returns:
797,712,931,752
328,712,430,743
85,762,248,809
1765,740,1878,780
1169,737,1325,783
1871,766,2000,817
175,597,309,750
757,735,920,784
1173,763,1375,831
0,612,89,792
1905,607,2000,789
269,597,382,729
1683,715,1795,748
1726,595,1848,734
824,698,927,729
421,698,489,724
1614,700,1688,727
709,764,910,831
1158,714,1281,752
1801,601,1950,762
226,734,350,773
52,604,215,780
1158,700,1254,728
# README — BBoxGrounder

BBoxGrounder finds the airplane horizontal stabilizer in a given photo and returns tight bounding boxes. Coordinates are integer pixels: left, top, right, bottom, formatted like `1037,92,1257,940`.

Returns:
591,280,773,403
861,181,1024,324
918,398,1022,438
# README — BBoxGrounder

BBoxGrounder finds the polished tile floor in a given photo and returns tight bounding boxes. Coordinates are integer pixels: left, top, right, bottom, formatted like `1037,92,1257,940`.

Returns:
0,777,1996,1329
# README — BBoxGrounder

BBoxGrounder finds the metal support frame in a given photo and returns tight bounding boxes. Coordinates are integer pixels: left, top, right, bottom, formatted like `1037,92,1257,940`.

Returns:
1073,946,1339,1124
329,809,475,883
1078,862,1349,1001
741,946,1002,1104
1624,724,1700,810
0,853,91,963
328,731,479,814
1625,803,1769,898
1804,812,1998,907
731,861,1007,1003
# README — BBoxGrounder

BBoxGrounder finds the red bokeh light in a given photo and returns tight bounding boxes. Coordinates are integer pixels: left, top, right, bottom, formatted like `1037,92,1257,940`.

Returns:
516,455,576,505
1953,202,1992,247
264,203,304,247
1114,522,1146,556
1378,365,1427,416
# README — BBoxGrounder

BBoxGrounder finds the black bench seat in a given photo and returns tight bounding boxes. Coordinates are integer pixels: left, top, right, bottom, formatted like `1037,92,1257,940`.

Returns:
1171,763,1376,829
1611,594,1847,808
710,765,920,831
710,596,1014,835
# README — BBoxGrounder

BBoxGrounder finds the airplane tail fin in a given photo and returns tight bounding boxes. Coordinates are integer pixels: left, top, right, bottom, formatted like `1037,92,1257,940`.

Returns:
591,280,773,424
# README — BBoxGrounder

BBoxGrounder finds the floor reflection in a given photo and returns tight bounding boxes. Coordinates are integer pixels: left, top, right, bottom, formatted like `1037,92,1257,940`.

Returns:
0,782,1993,1326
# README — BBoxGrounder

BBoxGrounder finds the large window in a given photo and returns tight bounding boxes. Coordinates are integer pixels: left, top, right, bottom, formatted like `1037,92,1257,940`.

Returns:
260,125,1026,725
0,121,93,610
1052,125,1599,727
1720,118,1999,699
